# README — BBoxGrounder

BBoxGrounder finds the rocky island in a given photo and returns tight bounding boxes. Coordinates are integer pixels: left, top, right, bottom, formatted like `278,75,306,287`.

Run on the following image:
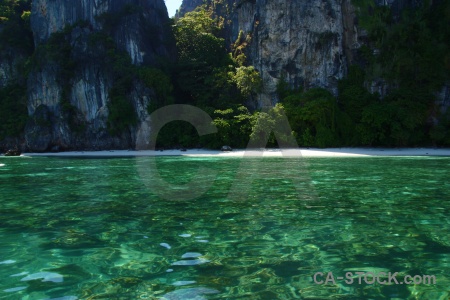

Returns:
0,0,449,152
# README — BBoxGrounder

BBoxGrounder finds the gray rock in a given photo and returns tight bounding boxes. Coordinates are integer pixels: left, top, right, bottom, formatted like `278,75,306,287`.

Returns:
178,0,425,106
161,287,219,300
4,149,21,156
23,0,176,151
180,0,348,105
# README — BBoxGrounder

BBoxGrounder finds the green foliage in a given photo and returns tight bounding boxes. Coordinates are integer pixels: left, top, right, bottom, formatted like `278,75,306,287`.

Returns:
248,104,296,147
3,0,447,149
95,4,139,32
338,72,374,121
229,66,262,98
231,30,250,66
104,47,137,135
250,111,275,145
344,1,450,146
277,70,436,148
0,83,28,139
155,104,255,150
45,27,77,82
174,8,237,108
174,8,225,65
352,1,449,92
138,67,174,113
280,85,341,147
0,0,33,54
357,101,391,145
155,121,200,148
380,10,447,92
0,0,27,20
173,7,262,108
20,10,29,22
338,65,433,146
383,89,428,146
276,75,301,100
107,94,137,134
430,109,450,146
0,1,35,141
354,2,392,47
204,105,254,148
337,66,378,145
176,61,234,107
170,5,264,155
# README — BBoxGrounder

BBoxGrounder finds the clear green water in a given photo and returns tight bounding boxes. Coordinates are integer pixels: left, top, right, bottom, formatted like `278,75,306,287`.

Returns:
0,156,449,299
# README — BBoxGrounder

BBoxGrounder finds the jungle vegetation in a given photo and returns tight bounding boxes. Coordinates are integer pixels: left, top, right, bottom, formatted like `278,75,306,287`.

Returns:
0,1,449,148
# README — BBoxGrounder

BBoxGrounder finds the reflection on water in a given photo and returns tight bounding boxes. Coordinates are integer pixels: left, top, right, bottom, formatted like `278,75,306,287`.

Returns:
0,156,449,299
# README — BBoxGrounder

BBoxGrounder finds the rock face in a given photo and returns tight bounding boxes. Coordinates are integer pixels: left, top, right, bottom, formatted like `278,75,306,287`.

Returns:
31,0,172,65
25,0,175,151
177,0,422,106
0,50,21,88
177,0,204,17
179,0,350,105
251,0,347,104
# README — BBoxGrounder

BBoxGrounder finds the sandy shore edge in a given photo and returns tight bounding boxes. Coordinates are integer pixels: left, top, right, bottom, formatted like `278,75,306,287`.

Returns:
19,148,450,157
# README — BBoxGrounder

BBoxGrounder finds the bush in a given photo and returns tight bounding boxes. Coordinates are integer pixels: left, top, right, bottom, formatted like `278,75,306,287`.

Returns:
0,84,28,139
0,0,33,55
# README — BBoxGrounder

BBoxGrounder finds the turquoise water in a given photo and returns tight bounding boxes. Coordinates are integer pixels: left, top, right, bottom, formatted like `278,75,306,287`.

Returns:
0,156,449,299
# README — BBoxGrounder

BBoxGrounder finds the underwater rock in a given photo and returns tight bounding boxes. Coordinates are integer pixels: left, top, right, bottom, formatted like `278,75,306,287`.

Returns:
181,252,202,259
21,272,63,283
160,287,219,300
0,260,16,264
109,276,142,288
172,280,196,286
3,286,27,292
171,258,210,266
160,243,171,249
42,232,103,249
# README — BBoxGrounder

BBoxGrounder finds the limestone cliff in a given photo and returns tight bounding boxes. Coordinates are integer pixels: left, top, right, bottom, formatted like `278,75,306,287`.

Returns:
24,0,175,151
0,48,21,88
178,0,351,105
1,0,447,150
177,0,204,17
31,0,172,65
177,0,426,105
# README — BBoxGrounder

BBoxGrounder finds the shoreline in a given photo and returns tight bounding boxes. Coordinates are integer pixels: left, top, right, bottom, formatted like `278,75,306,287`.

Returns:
18,148,450,158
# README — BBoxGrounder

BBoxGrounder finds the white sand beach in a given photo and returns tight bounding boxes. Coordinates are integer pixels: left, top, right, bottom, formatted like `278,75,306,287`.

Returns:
21,148,450,157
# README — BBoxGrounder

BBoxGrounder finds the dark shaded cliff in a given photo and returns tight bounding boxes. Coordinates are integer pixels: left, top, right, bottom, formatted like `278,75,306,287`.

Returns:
26,0,176,151
31,0,173,64
1,0,176,152
1,0,448,151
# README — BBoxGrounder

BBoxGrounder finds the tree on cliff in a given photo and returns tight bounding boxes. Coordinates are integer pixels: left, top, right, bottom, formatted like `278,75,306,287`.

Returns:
173,8,233,108
0,0,33,54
